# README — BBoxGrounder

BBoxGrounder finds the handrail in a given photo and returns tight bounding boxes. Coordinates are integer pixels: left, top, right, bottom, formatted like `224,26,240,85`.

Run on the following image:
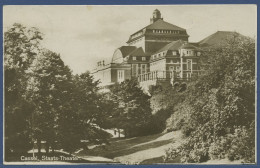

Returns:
138,70,203,82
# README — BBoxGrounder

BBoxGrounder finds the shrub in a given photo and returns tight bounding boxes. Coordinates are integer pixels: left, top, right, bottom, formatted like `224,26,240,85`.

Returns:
181,124,194,137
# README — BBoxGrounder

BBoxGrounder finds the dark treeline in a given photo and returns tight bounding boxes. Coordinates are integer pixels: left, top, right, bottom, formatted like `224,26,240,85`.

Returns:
4,24,158,159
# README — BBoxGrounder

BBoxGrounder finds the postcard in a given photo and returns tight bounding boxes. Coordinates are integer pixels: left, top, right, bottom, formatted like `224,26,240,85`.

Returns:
2,4,257,166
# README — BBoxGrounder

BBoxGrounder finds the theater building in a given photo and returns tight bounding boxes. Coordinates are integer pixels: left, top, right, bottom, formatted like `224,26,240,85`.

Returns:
91,9,202,90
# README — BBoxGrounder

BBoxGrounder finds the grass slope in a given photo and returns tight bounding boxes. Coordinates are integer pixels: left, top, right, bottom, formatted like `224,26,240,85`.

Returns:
76,130,183,164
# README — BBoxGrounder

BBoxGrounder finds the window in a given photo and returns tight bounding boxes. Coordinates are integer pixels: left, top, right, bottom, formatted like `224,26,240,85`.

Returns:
172,51,177,56
176,66,181,78
117,70,124,82
133,56,136,60
197,52,201,56
176,66,180,71
163,52,166,56
132,64,138,77
187,59,192,70
169,66,174,71
142,57,146,61
141,64,147,74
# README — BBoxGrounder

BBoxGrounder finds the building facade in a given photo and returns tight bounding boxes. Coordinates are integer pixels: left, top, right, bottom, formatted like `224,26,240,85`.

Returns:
91,9,201,91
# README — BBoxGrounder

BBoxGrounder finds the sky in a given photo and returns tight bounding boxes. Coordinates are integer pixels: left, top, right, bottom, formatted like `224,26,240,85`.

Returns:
3,5,257,74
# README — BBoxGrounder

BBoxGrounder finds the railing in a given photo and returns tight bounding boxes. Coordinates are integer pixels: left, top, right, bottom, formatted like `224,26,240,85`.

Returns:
138,70,204,82
138,71,173,82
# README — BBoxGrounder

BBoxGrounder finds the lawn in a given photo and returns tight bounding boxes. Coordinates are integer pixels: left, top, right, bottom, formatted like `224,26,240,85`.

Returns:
75,130,183,164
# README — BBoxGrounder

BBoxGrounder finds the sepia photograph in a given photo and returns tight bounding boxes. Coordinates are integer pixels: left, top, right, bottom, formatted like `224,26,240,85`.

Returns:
3,5,257,165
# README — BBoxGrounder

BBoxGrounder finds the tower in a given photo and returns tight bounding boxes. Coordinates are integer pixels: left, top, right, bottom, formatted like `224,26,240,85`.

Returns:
150,9,163,23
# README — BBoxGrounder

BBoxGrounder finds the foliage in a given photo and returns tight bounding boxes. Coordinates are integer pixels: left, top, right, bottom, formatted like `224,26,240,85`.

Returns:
165,36,255,163
72,72,111,149
4,23,43,154
209,124,255,162
150,85,186,114
25,49,75,153
4,24,111,157
108,79,152,137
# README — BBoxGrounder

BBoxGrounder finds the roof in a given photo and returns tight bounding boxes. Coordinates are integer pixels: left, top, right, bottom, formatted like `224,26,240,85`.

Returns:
180,43,198,49
199,31,247,47
154,40,184,54
129,19,186,38
154,40,199,54
189,42,199,47
118,46,137,57
127,47,148,57
145,19,185,31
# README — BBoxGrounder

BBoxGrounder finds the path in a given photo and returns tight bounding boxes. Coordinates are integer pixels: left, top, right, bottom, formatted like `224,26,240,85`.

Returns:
75,130,183,164
113,130,182,164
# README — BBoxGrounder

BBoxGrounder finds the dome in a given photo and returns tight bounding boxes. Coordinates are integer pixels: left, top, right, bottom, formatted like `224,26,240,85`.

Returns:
111,46,136,63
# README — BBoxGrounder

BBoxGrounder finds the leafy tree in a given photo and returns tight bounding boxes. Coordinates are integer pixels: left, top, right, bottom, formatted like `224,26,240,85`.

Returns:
4,23,43,155
109,79,152,137
26,54,111,154
71,72,111,151
25,49,74,154
4,23,111,158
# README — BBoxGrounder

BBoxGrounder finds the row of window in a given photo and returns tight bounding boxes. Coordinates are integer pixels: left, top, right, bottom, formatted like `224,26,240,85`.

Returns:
167,59,192,71
130,29,182,40
132,64,147,76
152,51,167,60
151,50,180,60
118,62,194,82
152,29,180,34
132,56,146,61
182,50,201,56
152,50,201,59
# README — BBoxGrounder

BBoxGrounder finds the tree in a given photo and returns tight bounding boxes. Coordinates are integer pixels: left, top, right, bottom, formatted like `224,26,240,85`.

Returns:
165,36,255,163
25,49,74,155
4,23,111,158
4,23,43,156
72,72,111,151
109,79,152,137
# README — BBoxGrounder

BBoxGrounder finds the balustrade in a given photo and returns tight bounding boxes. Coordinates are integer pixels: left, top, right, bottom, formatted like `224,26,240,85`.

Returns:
138,70,203,82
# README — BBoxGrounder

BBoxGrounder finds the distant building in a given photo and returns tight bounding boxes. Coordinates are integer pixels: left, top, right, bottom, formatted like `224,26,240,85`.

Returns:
91,9,242,91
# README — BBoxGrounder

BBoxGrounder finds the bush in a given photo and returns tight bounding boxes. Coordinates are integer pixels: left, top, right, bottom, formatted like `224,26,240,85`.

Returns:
134,107,174,136
181,124,194,137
